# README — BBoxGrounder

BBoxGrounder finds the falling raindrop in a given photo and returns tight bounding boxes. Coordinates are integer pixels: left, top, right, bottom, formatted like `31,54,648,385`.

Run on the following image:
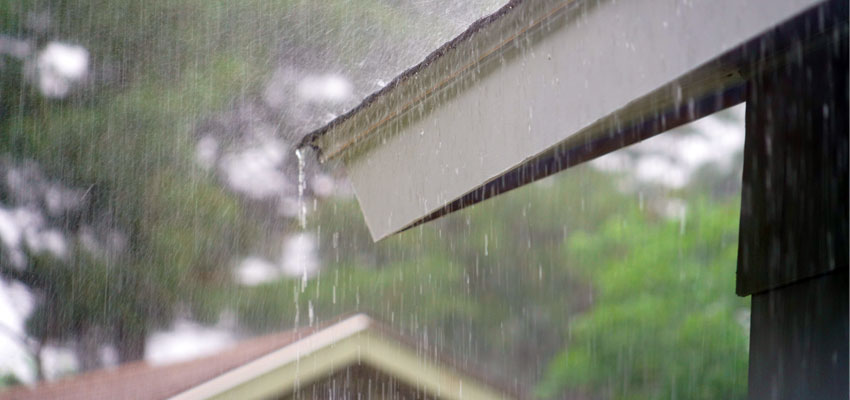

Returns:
295,147,308,229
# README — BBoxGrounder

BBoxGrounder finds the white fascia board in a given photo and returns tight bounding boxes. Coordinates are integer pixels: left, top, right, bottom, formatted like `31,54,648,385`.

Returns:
312,0,826,240
169,315,372,400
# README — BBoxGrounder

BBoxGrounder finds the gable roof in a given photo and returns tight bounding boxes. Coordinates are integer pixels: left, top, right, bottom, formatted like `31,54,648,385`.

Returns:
1,315,518,400
0,327,315,400
171,314,516,399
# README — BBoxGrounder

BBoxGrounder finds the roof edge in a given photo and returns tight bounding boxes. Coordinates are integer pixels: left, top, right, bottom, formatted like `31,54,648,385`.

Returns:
169,313,522,399
297,0,523,147
168,314,373,399
298,0,579,162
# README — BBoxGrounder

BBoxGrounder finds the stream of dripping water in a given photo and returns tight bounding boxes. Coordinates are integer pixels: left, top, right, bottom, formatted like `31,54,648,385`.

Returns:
295,147,307,229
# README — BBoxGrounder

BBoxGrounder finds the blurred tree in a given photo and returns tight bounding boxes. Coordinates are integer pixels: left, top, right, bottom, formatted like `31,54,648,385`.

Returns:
536,199,749,400
0,0,267,368
227,166,634,388
0,0,502,377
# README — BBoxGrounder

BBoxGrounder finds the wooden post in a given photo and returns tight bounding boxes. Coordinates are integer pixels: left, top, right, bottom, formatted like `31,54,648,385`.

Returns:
737,23,848,399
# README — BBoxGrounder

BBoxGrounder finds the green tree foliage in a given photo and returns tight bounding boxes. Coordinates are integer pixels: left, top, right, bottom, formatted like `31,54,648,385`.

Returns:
0,0,503,373
226,167,638,387
0,0,270,365
536,199,749,399
222,162,748,398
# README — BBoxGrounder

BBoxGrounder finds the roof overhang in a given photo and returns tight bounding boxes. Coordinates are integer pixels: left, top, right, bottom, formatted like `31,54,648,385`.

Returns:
301,0,843,240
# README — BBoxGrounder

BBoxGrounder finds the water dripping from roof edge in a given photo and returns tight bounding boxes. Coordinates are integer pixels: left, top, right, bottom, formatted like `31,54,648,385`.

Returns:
295,146,308,230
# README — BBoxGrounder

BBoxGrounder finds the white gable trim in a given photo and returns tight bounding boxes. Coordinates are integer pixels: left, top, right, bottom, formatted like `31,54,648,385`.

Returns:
169,315,511,400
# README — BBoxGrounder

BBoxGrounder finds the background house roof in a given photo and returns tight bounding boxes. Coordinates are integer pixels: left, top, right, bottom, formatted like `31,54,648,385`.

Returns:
0,327,315,400
1,315,518,400
171,314,518,400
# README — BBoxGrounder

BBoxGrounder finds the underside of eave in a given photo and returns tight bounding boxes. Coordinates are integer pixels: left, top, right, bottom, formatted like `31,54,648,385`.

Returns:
309,0,840,241
390,0,848,237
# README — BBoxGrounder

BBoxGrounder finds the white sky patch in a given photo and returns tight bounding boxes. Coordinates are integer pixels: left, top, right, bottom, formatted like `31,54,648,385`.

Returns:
0,279,36,383
40,345,78,381
235,257,280,286
146,320,236,366
236,233,320,286
591,104,745,188
219,139,290,199
0,35,31,59
0,207,23,249
44,185,85,216
277,196,301,218
281,233,319,278
25,229,67,259
590,151,630,174
195,136,219,170
99,345,119,368
661,197,688,222
310,173,336,198
36,42,89,98
297,74,353,103
635,155,689,188
0,206,68,261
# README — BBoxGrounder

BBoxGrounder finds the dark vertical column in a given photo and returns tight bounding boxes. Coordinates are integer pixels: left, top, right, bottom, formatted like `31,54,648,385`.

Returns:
737,18,848,400
747,270,848,399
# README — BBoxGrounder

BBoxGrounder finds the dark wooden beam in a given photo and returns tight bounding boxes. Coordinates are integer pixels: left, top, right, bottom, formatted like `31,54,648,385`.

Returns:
737,2,848,397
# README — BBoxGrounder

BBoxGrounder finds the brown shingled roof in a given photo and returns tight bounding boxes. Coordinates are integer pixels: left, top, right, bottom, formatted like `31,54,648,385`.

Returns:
2,315,524,400
0,326,316,400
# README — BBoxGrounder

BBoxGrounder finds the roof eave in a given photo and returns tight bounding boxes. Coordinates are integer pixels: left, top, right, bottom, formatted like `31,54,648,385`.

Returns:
300,0,569,163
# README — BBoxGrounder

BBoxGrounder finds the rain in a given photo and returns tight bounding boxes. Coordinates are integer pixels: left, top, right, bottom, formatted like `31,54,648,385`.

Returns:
0,1,846,399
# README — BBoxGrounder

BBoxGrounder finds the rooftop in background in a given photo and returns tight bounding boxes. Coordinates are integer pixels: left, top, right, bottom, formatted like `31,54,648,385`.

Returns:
1,315,518,400
1,326,312,400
